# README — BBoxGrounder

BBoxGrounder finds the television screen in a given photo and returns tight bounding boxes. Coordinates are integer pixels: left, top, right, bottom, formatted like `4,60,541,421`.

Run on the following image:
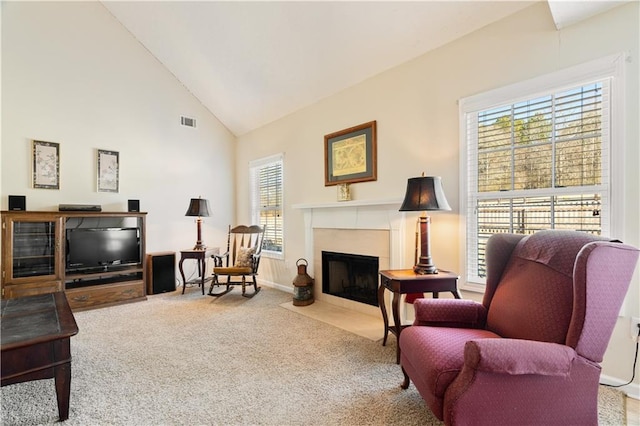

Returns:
66,228,140,272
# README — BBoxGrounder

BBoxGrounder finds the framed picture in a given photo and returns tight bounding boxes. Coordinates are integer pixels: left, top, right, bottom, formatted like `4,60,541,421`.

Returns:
97,149,119,193
32,140,60,189
324,121,377,186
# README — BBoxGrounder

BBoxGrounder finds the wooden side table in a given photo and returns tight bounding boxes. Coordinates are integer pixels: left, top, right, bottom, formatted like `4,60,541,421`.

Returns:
378,269,461,363
179,248,217,295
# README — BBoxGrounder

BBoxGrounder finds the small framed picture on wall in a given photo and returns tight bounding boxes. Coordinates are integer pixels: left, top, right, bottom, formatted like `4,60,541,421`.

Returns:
97,149,119,193
32,140,60,189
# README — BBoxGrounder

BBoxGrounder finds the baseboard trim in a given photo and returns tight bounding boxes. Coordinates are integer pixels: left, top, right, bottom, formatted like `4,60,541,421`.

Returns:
600,374,640,399
257,278,292,294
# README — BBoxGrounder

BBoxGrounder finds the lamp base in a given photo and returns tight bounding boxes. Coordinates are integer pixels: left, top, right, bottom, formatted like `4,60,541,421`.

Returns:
193,218,206,250
413,264,439,275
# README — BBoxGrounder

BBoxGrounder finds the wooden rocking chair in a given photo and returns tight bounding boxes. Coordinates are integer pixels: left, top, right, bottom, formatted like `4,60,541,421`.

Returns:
208,225,265,298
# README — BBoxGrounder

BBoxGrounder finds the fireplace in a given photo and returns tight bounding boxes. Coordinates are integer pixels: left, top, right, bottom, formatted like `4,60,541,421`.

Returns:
322,251,379,306
292,198,407,317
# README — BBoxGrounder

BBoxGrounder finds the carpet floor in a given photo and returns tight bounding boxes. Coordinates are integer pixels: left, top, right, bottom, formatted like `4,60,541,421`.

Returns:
0,287,626,425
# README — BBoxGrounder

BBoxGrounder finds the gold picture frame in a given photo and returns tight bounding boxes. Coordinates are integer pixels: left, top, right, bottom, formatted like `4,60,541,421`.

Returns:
32,140,60,189
324,121,377,186
97,149,119,193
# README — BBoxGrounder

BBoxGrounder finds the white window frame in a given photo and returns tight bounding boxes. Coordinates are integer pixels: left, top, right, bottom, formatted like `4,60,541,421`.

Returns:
250,153,284,260
459,53,626,291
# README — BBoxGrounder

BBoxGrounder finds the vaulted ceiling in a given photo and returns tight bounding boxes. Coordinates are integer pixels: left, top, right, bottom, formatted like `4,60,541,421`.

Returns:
101,1,629,136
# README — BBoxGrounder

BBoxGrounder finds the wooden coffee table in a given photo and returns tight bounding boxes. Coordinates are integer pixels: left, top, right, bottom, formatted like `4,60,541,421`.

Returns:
1,292,79,421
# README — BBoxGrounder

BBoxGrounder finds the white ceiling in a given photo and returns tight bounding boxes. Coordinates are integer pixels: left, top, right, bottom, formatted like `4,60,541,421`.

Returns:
101,1,626,136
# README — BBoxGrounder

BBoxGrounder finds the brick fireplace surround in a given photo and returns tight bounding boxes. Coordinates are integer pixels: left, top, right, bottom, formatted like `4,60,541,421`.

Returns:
293,199,407,318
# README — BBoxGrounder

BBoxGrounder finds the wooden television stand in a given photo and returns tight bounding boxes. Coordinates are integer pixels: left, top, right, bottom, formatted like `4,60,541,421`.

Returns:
1,211,148,311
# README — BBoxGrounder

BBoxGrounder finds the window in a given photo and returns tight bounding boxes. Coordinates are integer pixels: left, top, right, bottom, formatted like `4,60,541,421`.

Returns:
250,154,284,258
460,54,625,286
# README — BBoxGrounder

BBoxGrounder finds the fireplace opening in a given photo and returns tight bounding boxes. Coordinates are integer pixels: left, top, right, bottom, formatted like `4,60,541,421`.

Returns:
322,251,379,307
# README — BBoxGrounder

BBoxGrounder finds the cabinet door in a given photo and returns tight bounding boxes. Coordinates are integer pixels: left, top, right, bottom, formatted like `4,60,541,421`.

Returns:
2,214,63,292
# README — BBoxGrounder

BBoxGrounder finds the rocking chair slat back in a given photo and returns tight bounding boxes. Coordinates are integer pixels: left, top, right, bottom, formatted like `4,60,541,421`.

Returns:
228,225,264,266
210,224,265,298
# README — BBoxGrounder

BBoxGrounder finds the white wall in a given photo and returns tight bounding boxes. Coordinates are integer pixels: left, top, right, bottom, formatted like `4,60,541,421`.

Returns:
1,2,236,280
236,2,640,390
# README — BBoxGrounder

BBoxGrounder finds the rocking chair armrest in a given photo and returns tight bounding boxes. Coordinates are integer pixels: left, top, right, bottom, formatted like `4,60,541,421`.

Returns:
212,251,229,267
250,252,262,268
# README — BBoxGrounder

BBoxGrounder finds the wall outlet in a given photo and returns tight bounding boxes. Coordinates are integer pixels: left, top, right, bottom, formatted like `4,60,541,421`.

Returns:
631,317,640,342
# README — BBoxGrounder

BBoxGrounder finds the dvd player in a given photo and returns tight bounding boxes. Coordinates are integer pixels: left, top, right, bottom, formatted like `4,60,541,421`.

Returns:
58,204,102,212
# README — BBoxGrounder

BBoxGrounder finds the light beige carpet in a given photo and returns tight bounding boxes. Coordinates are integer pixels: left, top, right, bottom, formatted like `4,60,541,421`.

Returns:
0,288,626,425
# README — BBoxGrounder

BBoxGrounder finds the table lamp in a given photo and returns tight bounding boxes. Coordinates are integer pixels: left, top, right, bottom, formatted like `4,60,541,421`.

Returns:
185,197,211,250
399,174,451,274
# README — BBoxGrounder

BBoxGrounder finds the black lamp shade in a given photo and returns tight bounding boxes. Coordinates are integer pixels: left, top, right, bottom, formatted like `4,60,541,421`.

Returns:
399,176,451,212
185,198,211,217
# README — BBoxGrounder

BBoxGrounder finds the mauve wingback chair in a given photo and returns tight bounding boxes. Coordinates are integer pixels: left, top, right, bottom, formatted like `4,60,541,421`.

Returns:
399,230,639,426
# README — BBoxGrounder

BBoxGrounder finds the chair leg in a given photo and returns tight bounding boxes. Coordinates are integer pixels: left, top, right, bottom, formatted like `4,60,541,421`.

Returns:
252,275,261,295
401,366,411,390
208,274,233,297
240,275,261,298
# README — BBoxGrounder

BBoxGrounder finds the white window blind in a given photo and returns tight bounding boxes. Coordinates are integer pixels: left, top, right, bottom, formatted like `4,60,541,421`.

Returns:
250,154,284,257
460,54,625,286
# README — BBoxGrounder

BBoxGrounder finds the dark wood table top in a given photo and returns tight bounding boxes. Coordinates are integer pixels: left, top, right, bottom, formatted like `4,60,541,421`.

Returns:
1,292,78,351
379,269,459,282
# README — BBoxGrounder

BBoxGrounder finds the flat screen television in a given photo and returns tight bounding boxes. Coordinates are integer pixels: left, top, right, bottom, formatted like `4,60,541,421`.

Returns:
66,227,140,273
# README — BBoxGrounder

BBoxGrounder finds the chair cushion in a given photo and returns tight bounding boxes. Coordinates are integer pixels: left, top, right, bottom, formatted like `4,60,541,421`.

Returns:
234,247,255,267
486,256,572,343
214,266,252,275
485,230,607,344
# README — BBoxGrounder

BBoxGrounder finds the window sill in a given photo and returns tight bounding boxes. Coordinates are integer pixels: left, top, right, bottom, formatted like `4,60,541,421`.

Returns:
460,281,486,294
262,251,284,261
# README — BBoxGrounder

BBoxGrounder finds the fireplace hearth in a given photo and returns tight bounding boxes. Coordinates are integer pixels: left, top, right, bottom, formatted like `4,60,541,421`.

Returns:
322,251,379,307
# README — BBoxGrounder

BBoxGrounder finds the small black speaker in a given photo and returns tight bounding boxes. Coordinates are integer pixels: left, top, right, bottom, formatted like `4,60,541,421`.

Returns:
146,252,176,294
8,195,26,211
128,199,140,212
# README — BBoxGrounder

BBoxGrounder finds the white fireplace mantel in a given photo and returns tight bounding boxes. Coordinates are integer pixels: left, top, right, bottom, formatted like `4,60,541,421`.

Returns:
292,198,407,273
291,198,403,210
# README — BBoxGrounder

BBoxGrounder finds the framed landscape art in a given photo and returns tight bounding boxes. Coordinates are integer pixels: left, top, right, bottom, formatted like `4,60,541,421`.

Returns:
324,121,377,186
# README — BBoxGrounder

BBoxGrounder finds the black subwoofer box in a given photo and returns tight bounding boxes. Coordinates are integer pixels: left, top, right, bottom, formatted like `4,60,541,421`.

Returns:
146,252,176,294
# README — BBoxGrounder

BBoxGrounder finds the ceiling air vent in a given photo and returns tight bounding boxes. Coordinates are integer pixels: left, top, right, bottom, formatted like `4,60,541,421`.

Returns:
180,116,196,128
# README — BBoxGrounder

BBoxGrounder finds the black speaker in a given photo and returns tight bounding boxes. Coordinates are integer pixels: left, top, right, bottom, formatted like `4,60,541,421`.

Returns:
8,195,26,211
128,199,140,212
146,252,176,294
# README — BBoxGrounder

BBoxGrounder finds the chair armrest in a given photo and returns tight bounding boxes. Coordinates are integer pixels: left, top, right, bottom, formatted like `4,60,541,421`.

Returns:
464,339,575,377
413,299,487,328
212,251,229,267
